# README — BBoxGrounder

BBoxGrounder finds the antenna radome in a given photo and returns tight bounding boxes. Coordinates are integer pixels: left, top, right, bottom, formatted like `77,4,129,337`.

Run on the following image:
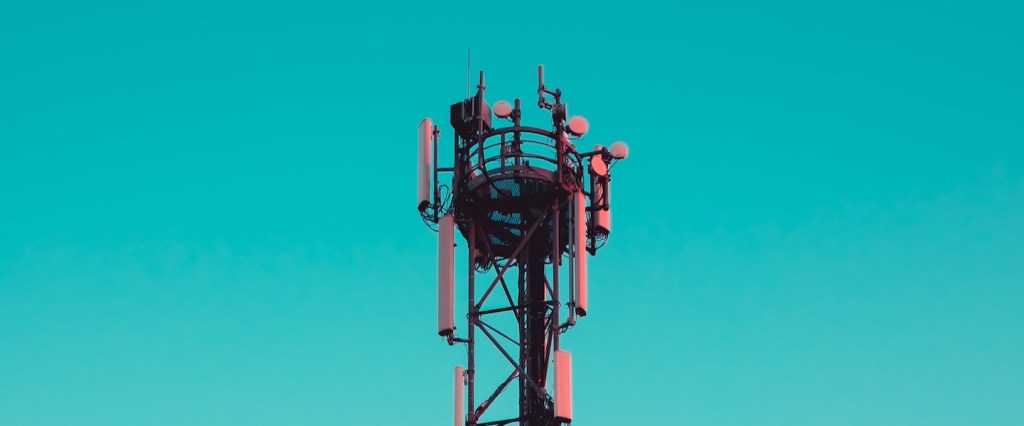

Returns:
438,214,455,336
417,118,433,211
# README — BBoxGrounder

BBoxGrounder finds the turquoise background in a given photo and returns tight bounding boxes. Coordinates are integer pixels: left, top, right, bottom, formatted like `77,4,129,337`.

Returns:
2,1,1022,425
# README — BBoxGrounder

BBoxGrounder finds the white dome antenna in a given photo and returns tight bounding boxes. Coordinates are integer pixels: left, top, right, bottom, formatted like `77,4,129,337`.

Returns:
589,156,607,177
610,141,630,159
493,100,513,119
567,116,589,137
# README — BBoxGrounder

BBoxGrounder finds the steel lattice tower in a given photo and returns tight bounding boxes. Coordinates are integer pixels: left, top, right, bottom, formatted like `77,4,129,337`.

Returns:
418,66,629,426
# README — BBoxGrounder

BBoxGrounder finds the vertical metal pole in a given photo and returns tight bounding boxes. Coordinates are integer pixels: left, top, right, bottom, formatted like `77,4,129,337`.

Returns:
537,65,545,107
568,195,576,324
513,99,522,167
517,246,528,424
552,199,560,352
552,130,565,354
467,223,476,425
523,237,549,426
453,133,460,201
433,127,439,222
588,171,595,254
469,74,483,425
477,72,485,178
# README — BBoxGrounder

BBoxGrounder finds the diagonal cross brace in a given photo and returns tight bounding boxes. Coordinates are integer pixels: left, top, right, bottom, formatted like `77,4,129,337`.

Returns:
474,369,518,420
473,225,522,324
476,320,553,407
475,211,549,311
479,319,520,347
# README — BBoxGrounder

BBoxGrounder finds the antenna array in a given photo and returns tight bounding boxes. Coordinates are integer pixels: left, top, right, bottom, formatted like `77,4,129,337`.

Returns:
418,65,630,426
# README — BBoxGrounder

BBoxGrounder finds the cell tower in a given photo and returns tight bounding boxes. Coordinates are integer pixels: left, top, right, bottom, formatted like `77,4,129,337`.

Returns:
417,65,630,426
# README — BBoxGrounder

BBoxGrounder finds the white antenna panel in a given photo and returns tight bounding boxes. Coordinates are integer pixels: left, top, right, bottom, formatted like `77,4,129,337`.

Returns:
438,214,455,336
418,118,434,211
596,179,610,236
454,365,465,426
574,191,588,317
553,350,573,422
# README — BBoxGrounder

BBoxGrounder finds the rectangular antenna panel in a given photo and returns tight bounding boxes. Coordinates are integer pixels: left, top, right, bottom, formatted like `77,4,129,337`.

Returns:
449,98,492,140
595,178,611,235
418,118,433,211
574,191,588,316
454,366,464,426
554,350,573,422
438,214,455,336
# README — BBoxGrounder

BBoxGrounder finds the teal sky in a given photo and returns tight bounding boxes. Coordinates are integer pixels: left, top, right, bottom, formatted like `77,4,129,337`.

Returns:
2,1,1022,425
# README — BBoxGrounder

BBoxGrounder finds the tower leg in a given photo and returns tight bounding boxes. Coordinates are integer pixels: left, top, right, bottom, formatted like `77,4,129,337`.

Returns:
521,238,552,426
468,225,476,425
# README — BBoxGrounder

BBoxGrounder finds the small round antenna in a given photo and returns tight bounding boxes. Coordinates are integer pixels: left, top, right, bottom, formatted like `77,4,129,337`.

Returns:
610,142,630,159
567,116,589,136
493,100,513,119
590,156,608,176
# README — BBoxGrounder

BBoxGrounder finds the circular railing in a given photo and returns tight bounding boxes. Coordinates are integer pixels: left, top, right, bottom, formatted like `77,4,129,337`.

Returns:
465,126,583,194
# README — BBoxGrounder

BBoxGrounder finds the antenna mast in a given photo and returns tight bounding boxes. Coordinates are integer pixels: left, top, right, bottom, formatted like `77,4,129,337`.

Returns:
417,65,630,426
